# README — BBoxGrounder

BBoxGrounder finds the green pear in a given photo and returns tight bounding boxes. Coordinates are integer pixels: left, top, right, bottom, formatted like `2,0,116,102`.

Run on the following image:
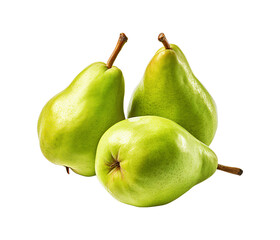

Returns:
38,33,128,176
96,116,241,207
128,33,218,145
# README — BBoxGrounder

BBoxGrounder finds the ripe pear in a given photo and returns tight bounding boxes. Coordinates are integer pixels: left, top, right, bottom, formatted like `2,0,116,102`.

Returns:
128,33,218,145
95,116,242,207
38,33,128,176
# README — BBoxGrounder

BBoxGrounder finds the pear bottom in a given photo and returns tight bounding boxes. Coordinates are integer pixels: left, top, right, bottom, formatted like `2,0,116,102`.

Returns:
95,116,218,207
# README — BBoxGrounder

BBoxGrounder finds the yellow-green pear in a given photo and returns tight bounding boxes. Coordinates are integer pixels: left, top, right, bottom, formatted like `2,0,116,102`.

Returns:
95,116,242,207
38,33,128,176
128,33,218,145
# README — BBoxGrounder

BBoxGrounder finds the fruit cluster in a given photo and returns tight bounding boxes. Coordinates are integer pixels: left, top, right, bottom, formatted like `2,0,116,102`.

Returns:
38,33,242,207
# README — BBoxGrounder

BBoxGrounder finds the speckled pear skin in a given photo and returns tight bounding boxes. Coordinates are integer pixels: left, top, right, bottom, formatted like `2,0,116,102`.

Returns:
95,116,218,207
38,62,125,176
128,44,218,145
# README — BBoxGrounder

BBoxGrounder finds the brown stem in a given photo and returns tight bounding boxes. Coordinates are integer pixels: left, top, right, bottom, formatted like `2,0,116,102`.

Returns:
217,164,243,176
158,33,171,49
65,166,70,174
106,33,128,69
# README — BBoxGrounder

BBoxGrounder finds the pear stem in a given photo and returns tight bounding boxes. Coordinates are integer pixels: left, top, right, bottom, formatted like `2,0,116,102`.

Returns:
65,166,70,174
217,164,243,176
158,33,171,49
106,33,128,69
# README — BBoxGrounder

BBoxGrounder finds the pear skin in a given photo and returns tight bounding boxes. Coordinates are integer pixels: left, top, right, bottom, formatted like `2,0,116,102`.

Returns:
38,33,127,176
95,116,218,207
128,33,218,145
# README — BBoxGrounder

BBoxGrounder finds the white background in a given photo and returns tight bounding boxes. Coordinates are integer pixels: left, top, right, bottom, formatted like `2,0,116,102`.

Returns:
0,0,279,239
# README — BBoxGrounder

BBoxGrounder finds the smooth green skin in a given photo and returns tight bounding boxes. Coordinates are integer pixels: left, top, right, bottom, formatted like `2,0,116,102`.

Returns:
128,44,218,145
38,62,125,176
95,116,218,207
